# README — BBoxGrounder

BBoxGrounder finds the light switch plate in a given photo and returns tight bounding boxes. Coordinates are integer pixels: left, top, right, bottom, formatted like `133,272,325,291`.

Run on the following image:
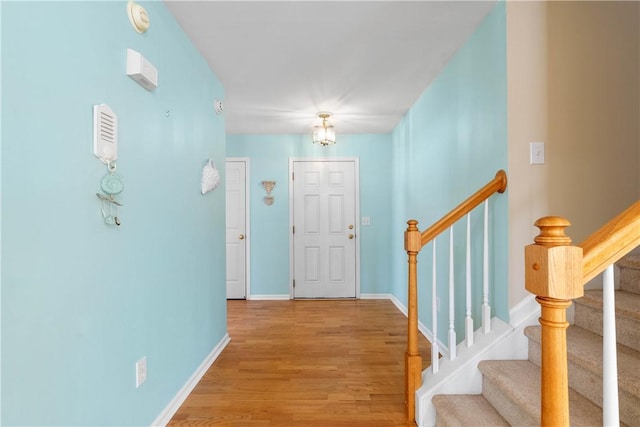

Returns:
530,142,545,165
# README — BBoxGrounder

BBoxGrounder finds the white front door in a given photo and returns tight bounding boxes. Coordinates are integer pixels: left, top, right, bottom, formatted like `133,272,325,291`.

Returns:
226,160,248,299
292,160,358,298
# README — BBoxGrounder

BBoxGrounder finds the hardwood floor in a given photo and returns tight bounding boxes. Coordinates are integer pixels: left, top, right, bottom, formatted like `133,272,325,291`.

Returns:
169,299,431,427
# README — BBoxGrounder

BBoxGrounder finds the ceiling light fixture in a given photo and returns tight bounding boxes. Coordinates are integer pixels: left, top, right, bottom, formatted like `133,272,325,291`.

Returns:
312,112,336,146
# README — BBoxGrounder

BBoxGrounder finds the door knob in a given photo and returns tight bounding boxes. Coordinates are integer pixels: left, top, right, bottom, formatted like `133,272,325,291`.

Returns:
348,224,354,230
239,234,245,240
348,234,354,239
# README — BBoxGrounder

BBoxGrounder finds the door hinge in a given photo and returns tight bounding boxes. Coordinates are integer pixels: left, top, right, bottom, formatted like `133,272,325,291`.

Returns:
292,172,295,180
293,225,295,234
293,279,296,288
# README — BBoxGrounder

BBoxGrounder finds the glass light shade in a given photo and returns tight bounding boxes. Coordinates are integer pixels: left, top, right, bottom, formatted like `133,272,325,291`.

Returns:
313,124,336,146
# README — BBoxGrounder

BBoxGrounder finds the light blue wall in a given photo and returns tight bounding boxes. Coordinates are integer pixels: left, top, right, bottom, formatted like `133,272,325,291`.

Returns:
389,2,509,336
228,2,508,316
227,134,392,296
1,2,227,425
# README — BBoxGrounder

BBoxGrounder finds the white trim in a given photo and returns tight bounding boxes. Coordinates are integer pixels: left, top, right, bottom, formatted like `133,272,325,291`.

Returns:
288,157,361,299
249,294,291,300
415,318,515,427
360,293,393,299
225,157,251,300
151,333,231,427
390,295,449,359
389,294,408,315
415,295,540,427
508,293,539,327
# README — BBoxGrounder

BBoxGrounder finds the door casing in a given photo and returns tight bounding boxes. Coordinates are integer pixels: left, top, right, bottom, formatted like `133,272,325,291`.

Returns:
288,157,360,299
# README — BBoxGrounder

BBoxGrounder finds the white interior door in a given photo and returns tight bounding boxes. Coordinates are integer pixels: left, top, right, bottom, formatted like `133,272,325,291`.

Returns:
292,160,358,298
226,160,248,299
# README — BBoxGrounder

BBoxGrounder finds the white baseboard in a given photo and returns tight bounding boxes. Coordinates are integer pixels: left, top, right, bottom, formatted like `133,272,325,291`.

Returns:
249,294,290,300
151,333,231,427
389,294,408,316
360,293,393,299
250,294,396,300
389,295,450,359
508,294,540,327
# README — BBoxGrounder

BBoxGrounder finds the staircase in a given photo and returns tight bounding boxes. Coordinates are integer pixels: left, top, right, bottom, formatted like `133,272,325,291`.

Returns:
432,249,640,426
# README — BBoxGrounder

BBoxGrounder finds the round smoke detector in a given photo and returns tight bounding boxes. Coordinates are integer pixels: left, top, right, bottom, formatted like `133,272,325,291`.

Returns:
127,1,150,34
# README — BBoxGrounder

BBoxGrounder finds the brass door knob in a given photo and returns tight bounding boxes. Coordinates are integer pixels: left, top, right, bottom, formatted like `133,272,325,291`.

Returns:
348,234,354,239
239,234,245,240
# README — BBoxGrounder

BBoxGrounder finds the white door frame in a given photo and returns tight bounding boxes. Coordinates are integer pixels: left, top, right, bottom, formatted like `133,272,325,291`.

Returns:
226,157,251,299
288,157,360,299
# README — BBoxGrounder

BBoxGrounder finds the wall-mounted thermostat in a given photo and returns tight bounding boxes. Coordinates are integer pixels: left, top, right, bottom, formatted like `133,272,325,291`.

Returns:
126,48,157,91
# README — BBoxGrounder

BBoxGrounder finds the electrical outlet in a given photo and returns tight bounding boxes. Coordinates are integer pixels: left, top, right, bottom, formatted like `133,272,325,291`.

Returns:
530,142,545,164
135,356,147,388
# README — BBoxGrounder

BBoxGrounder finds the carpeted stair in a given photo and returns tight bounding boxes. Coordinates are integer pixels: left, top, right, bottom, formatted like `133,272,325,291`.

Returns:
432,250,640,426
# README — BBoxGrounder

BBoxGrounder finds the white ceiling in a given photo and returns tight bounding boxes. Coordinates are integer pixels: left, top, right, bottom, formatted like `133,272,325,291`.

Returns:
164,1,497,135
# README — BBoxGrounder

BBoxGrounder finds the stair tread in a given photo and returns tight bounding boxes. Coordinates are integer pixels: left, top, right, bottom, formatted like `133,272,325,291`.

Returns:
525,325,640,395
576,290,640,321
432,394,509,426
479,360,606,425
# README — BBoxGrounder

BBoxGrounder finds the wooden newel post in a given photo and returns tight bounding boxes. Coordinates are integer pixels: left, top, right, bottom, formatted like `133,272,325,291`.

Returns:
405,219,422,423
525,216,583,427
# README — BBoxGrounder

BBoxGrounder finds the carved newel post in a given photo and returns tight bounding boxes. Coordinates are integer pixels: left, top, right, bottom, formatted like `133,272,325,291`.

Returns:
404,220,422,422
525,217,583,427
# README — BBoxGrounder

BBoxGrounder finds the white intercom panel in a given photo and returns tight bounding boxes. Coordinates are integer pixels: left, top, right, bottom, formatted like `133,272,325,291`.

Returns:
93,104,118,163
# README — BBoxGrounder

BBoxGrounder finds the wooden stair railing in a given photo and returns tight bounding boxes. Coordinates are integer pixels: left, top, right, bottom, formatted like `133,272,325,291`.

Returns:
525,199,640,426
404,170,507,422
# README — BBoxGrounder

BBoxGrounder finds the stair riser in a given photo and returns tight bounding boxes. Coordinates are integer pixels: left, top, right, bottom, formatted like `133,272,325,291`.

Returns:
433,395,510,427
573,302,640,352
528,340,639,427
620,266,640,294
482,375,537,427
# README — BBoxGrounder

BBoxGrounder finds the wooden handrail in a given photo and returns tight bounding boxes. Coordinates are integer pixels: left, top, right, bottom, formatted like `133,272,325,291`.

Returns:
420,170,507,247
404,169,507,423
579,200,640,283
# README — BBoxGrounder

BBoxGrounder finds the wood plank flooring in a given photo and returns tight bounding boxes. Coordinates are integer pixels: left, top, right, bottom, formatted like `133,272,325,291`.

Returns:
169,299,431,426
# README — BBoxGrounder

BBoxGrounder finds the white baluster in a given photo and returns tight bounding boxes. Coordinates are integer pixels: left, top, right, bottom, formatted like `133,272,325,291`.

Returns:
432,240,439,373
482,200,491,334
449,227,456,360
465,213,473,347
602,265,619,426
